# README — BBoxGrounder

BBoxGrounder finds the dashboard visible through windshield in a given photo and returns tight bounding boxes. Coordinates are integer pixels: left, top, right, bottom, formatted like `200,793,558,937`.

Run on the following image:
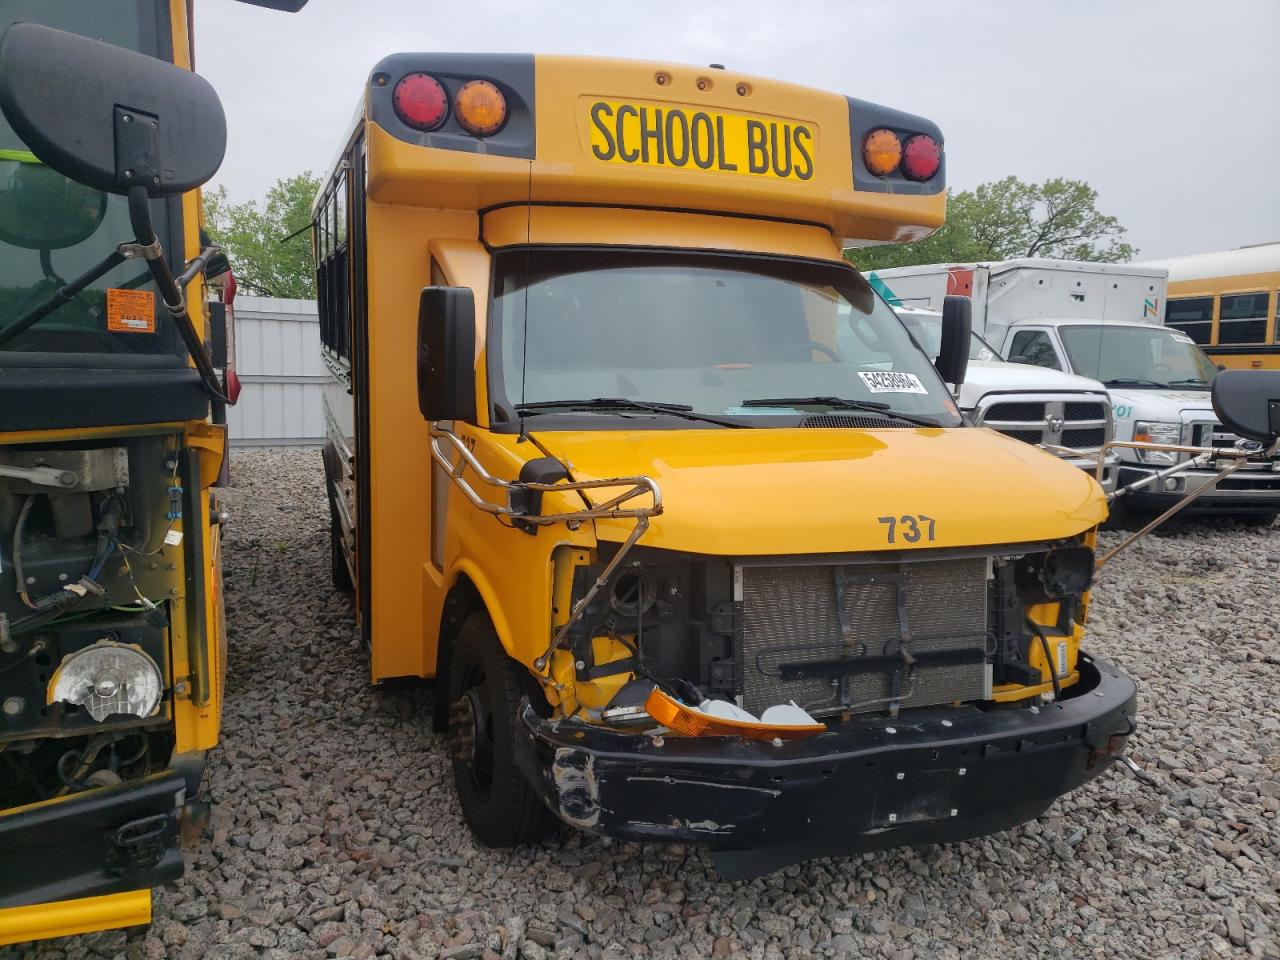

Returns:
488,250,962,429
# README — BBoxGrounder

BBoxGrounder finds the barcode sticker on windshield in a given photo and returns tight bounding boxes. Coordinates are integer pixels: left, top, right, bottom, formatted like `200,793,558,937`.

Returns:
107,288,155,333
858,371,928,394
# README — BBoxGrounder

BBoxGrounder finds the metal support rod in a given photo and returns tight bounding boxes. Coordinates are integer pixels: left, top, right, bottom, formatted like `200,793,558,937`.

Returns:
1096,458,1246,569
0,249,127,347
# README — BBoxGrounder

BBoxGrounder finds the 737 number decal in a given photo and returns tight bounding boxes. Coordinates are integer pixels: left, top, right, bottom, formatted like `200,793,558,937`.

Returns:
879,514,936,544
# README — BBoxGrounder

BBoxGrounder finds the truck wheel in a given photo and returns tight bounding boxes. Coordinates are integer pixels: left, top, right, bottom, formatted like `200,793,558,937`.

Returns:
447,613,556,847
328,496,353,594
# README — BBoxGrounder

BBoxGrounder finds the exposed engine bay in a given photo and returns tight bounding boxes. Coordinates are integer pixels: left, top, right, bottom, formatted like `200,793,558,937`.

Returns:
0,435,192,806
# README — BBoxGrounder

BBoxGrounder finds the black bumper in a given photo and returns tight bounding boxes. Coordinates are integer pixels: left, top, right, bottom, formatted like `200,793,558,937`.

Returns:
0,769,190,908
515,655,1137,879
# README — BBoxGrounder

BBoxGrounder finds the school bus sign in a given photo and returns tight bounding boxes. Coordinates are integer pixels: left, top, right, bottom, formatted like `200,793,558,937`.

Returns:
586,98,816,180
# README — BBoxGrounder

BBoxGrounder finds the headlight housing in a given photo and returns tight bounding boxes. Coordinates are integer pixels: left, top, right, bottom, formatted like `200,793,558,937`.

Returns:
48,640,163,722
1133,421,1182,464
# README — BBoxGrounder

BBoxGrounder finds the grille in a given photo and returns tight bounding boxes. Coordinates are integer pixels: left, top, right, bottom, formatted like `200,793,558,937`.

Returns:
739,557,989,718
976,395,1110,450
1191,422,1280,479
1065,402,1106,420
1000,429,1045,444
802,415,916,429
1063,427,1106,447
984,401,1045,422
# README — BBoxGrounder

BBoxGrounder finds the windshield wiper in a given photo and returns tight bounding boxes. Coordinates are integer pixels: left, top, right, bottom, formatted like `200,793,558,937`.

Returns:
1102,378,1170,388
514,397,748,429
740,396,939,427
1165,378,1209,386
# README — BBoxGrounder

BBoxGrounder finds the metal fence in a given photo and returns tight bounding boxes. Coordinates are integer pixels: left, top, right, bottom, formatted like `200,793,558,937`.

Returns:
225,296,324,446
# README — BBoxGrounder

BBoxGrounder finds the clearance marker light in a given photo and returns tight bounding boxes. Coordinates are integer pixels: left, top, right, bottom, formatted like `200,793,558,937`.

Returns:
454,80,507,136
862,127,902,176
393,73,448,131
901,134,941,181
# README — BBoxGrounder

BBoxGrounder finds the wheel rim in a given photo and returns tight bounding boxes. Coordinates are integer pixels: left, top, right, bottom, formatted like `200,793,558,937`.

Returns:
451,666,495,802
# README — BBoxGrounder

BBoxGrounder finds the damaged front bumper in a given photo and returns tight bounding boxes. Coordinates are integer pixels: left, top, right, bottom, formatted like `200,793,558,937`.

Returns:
515,654,1137,879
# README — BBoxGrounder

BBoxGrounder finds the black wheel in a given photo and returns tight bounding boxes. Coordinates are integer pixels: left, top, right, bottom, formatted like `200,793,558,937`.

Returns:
447,614,556,847
328,495,353,594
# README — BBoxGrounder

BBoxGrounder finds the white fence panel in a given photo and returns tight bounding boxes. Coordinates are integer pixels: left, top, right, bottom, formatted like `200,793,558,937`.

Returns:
225,296,324,446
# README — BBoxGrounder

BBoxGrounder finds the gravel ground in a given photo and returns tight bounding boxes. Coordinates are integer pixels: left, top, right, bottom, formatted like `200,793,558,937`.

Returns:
16,448,1280,960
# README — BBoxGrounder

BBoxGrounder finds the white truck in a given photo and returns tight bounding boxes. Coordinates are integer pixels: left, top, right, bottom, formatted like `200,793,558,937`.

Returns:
873,305,1118,491
870,259,1280,520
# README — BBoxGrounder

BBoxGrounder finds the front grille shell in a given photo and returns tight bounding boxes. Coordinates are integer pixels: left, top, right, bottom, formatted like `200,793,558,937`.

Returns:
974,392,1113,452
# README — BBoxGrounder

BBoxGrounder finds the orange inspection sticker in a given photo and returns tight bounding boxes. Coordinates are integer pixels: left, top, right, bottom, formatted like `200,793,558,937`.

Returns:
106,288,156,333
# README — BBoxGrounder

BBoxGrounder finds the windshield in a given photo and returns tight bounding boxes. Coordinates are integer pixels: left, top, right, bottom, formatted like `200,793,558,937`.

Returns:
891,311,1001,363
490,250,962,428
0,0,181,358
1059,324,1219,387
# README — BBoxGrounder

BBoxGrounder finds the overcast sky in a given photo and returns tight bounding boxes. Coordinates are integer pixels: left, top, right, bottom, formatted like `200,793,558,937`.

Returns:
195,0,1279,260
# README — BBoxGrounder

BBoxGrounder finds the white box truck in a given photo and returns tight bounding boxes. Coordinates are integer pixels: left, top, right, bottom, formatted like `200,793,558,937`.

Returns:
870,259,1280,519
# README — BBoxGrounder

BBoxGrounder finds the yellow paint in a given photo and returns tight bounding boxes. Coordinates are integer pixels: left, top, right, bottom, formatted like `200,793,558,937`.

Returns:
0,890,151,947
482,205,841,261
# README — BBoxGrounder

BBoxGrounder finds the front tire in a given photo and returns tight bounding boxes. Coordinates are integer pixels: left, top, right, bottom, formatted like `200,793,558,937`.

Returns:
328,494,353,594
447,614,555,847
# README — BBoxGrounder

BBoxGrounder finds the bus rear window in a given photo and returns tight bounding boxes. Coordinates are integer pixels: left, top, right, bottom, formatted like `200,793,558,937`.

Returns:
0,1,181,358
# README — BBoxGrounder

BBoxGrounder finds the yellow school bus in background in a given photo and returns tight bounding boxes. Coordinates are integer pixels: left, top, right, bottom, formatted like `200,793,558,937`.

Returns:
317,53,1139,878
1142,242,1280,370
0,0,303,946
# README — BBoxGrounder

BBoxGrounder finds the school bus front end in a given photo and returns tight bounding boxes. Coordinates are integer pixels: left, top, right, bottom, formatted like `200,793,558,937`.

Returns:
0,0,305,944
323,53,1137,877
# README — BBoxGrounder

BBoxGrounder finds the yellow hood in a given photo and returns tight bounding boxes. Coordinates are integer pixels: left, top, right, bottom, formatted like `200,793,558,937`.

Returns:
531,426,1105,555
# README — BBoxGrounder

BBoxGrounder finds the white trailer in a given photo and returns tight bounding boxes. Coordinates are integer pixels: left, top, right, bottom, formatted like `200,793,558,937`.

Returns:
872,260,1280,519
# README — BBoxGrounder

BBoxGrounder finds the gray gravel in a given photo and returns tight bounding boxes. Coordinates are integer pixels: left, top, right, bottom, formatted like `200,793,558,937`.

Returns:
17,448,1280,960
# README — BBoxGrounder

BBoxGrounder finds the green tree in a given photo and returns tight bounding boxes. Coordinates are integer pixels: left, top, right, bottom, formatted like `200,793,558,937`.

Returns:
203,172,319,298
849,176,1135,272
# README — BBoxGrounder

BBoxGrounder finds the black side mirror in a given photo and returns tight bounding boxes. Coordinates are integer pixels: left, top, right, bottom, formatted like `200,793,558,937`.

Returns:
417,287,477,424
1211,370,1280,445
0,22,226,197
935,295,971,387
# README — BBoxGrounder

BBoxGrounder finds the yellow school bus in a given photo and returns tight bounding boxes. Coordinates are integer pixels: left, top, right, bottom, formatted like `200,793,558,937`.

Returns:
1143,242,1280,370
317,54,1138,877
0,0,303,946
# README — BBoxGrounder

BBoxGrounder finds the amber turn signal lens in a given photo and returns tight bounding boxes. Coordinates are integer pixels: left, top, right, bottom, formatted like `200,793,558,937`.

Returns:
454,80,507,137
644,688,826,741
862,128,902,177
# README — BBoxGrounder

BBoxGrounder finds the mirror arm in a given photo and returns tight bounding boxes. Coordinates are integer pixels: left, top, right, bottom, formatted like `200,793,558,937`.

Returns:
125,187,227,403
0,248,128,348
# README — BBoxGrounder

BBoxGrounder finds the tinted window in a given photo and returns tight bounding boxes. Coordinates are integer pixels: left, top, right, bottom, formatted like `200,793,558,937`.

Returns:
1059,324,1218,386
1166,296,1213,344
0,1,180,357
1008,330,1062,370
1218,292,1268,344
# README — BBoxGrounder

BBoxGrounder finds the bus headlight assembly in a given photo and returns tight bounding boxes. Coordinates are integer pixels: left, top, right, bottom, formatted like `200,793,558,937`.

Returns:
48,641,163,722
1133,421,1182,464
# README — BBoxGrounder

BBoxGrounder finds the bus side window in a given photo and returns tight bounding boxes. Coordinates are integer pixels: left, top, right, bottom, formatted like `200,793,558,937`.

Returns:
1218,292,1268,344
1166,296,1213,345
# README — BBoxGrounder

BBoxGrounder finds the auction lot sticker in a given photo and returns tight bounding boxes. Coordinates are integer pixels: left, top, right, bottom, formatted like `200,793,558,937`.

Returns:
107,288,156,333
858,371,928,394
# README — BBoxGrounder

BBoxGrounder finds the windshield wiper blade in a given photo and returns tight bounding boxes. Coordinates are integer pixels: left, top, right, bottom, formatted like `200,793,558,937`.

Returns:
515,397,747,429
1102,378,1170,388
741,395,891,411
740,395,939,427
1165,378,1209,386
